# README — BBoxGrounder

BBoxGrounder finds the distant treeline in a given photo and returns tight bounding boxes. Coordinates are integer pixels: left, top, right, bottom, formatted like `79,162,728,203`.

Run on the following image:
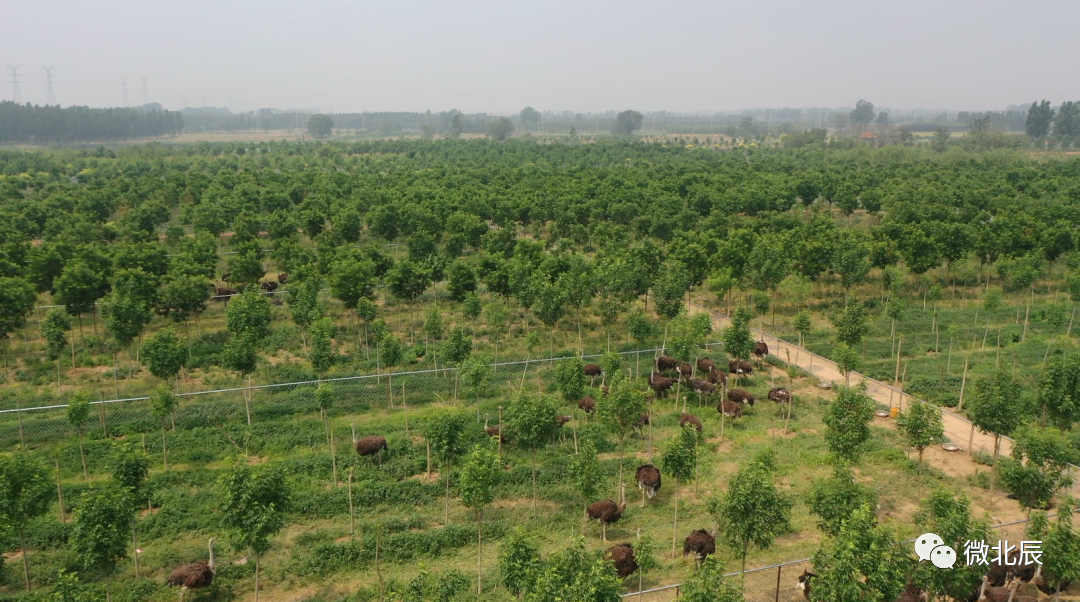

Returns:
0,102,183,143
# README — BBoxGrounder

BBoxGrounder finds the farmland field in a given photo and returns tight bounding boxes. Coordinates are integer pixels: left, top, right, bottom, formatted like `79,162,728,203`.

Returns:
0,139,1079,602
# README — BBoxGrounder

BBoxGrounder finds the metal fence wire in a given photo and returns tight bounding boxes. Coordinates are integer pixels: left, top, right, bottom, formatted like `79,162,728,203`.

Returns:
0,345,725,448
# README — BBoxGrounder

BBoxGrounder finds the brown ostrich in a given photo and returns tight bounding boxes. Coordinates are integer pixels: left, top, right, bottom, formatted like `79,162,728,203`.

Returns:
696,357,716,374
679,412,702,433
655,355,678,372
768,387,791,404
753,341,769,360
895,581,928,602
682,529,715,565
554,415,572,427
727,389,755,407
355,435,388,465
648,373,676,398
586,497,627,542
583,363,602,385
728,359,753,377
167,538,216,602
578,396,596,414
259,281,278,292
675,362,694,381
635,464,661,506
483,417,505,444
706,369,727,386
632,412,650,436
796,571,817,600
604,543,638,578
277,273,289,285
974,574,1013,602
689,379,716,405
718,401,743,419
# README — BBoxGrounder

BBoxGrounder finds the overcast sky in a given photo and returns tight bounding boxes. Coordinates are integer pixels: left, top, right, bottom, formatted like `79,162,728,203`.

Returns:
3,0,1077,114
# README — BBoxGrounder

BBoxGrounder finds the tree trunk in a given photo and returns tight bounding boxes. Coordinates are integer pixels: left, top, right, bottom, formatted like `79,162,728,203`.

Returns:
55,459,66,523
532,462,538,516
254,554,261,602
133,524,140,578
670,477,679,558
105,574,111,602
476,509,484,595
19,527,30,591
78,430,88,480
161,422,170,471
376,524,384,602
445,464,452,524
71,333,77,370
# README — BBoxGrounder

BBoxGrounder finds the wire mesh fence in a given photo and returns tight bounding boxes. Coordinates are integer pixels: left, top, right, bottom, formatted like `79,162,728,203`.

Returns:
0,345,726,449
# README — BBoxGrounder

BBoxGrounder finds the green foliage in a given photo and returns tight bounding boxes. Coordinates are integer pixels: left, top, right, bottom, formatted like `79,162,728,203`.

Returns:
611,110,644,135
524,538,622,602
599,351,622,377
226,289,272,341
459,441,500,511
217,461,290,556
660,426,698,483
442,326,471,364
458,355,493,402
568,440,603,502
328,258,375,310
652,268,688,320
308,114,333,138
667,315,705,363
711,454,791,569
288,275,324,333
896,401,944,462
142,327,187,381
0,453,53,537
67,392,92,430
1040,502,1080,595
823,384,875,462
387,260,431,304
49,570,104,602
967,369,1024,442
423,408,474,466
101,288,151,346
1037,354,1080,429
833,343,861,380
149,385,177,422
504,393,558,452
809,504,907,602
380,332,404,368
308,317,335,375
40,308,71,358
461,292,482,321
679,556,744,602
747,234,790,291
834,298,867,347
997,425,1078,510
1026,100,1054,138
223,334,259,376
722,307,755,360
708,269,736,301
54,262,106,317
806,463,878,537
446,260,477,301
793,309,812,341
71,485,134,577
597,373,647,444
157,273,211,323
423,306,444,342
554,356,586,404
911,491,990,600
109,442,149,503
499,527,541,596
626,309,656,344
982,286,1003,311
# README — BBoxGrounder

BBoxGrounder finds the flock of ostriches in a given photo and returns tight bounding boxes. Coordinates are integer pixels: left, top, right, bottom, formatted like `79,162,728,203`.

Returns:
161,342,1067,600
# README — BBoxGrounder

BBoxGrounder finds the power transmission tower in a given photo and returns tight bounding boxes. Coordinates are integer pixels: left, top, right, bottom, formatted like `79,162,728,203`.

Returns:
119,76,129,107
42,66,55,104
139,76,149,106
6,65,21,104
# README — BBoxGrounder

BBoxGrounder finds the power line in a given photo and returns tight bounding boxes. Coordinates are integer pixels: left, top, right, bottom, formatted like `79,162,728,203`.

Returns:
139,76,149,106
42,66,55,104
6,65,21,103
119,76,128,107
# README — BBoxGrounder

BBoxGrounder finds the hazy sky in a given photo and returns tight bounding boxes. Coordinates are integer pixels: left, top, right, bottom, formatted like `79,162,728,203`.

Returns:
4,0,1077,114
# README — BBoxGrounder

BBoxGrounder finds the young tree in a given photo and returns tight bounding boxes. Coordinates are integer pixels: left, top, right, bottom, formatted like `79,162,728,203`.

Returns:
101,287,151,358
722,307,755,362
833,343,861,385
626,308,655,346
911,490,990,600
442,326,472,365
597,373,646,500
288,275,323,350
806,463,878,537
423,408,473,524
462,292,482,325
808,504,908,602
71,486,133,602
308,317,335,378
967,369,1025,471
67,392,93,479
499,527,541,599
711,452,791,575
356,297,378,360
458,355,493,417
823,384,875,462
380,332,404,369
634,533,659,599
793,309,812,362
110,442,150,578
885,298,906,358
834,298,867,348
1035,503,1080,600
569,439,603,532
54,261,106,335
554,356,586,405
446,260,477,301
1036,355,1080,430
40,306,73,371
680,557,745,602
896,402,944,470
660,426,698,558
483,301,510,362
386,259,431,339
997,425,1079,511
751,290,771,333
223,334,259,424
524,537,623,602
156,272,211,333
226,288,272,341
652,268,688,321
328,257,375,335
504,393,558,512
217,462,290,602
0,453,52,591
150,385,177,470
459,441,501,595
142,327,187,383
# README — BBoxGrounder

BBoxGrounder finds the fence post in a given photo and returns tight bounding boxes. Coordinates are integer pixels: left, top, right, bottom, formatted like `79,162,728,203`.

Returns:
15,393,25,449
99,389,108,438
775,565,781,602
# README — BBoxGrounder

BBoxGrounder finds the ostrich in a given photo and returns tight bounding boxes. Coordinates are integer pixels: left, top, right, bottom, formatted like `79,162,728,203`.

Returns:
583,363,602,385
718,401,743,419
578,396,596,414
655,355,678,372
675,362,694,381
277,273,288,285
604,543,638,578
1002,578,1037,602
728,359,753,379
768,387,791,404
586,494,627,542
689,379,715,406
167,538,216,602
795,571,817,600
1032,563,1072,597
727,389,755,407
632,412,650,437
682,529,715,565
706,369,727,386
696,357,715,374
679,412,702,433
483,417,505,444
635,464,661,506
975,574,1014,602
753,341,769,361
355,435,388,465
895,581,928,602
554,415,572,427
648,373,676,398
